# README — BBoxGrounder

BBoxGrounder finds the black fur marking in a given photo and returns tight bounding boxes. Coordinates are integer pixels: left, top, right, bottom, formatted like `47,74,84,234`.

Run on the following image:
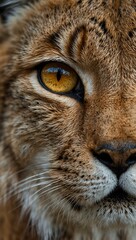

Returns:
99,20,108,34
67,197,83,211
68,25,86,58
88,0,93,5
47,29,62,50
90,17,97,24
95,30,102,37
102,0,107,6
128,31,133,38
128,28,136,38
77,0,82,4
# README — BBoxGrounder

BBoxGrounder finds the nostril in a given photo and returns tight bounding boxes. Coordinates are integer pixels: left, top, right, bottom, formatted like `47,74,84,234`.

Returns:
92,141,136,178
92,150,127,178
126,153,136,166
92,151,114,167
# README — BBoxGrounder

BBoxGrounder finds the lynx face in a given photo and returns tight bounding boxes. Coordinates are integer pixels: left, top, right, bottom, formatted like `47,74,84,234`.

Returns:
0,0,136,238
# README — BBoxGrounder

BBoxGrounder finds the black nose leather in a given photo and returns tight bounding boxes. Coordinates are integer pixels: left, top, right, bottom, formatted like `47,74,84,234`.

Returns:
93,142,136,178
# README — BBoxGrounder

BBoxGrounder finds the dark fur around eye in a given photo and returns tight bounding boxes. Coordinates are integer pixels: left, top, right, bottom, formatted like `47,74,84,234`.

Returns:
0,0,36,22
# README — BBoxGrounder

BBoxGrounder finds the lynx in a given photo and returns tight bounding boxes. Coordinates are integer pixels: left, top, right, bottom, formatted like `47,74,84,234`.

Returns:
0,0,136,239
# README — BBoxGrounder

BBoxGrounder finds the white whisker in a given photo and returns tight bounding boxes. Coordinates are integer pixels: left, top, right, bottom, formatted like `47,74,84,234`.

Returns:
30,185,61,205
1,178,61,201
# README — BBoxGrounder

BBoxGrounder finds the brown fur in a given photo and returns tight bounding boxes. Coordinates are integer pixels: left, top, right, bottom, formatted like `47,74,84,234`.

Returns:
0,0,136,239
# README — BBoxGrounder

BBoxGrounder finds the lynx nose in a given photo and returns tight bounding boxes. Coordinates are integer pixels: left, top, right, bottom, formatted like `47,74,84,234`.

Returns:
93,141,136,178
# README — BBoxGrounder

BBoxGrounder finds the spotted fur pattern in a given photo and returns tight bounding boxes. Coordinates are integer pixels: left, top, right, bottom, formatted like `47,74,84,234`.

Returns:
0,0,136,239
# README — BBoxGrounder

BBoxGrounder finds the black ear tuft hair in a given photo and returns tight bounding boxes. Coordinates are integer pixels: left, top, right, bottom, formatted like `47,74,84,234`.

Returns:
0,0,28,22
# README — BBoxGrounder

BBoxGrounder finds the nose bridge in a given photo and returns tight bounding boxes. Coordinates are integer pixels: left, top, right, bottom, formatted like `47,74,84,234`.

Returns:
85,93,136,177
91,95,125,142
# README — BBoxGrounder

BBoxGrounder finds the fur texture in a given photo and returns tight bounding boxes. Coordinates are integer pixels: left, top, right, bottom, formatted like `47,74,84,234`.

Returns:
0,0,136,239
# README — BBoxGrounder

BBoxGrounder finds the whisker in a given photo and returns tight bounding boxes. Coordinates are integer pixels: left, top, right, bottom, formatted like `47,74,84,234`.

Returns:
39,186,71,224
26,179,62,201
2,162,56,184
8,170,54,188
5,172,53,195
29,185,61,205
1,178,61,202
39,187,63,215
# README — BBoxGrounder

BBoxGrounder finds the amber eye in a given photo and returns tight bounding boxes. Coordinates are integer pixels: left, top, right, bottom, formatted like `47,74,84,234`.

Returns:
39,62,80,93
38,61,84,102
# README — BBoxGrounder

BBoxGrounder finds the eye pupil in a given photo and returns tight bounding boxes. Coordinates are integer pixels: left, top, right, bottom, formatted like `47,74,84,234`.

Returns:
56,68,62,81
